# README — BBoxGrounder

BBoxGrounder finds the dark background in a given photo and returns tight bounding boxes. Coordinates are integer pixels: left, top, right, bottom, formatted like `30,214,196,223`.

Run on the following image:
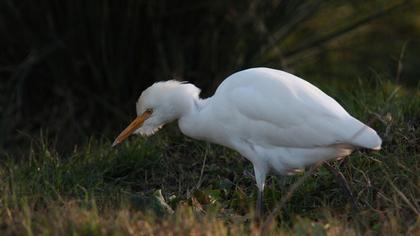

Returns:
1,0,419,153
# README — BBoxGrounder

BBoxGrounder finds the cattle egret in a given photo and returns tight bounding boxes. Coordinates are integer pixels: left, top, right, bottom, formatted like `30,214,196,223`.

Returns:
112,67,382,218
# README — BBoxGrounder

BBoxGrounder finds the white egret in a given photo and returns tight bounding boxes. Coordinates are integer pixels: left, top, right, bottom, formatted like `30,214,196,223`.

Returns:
112,67,382,217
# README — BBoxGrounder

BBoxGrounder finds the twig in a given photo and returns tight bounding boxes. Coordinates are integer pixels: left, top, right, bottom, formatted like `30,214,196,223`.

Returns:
195,146,208,190
252,1,322,64
260,163,321,234
283,1,409,59
395,41,408,84
382,168,420,216
324,162,359,211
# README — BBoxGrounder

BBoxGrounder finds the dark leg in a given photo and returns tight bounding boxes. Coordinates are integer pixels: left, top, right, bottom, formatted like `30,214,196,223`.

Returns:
256,189,264,221
324,162,359,211
252,164,267,223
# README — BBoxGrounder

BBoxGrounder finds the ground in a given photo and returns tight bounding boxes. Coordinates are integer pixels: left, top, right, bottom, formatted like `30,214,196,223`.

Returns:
0,80,419,235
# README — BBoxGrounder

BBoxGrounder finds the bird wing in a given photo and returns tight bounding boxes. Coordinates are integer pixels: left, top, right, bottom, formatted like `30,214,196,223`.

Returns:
214,68,362,148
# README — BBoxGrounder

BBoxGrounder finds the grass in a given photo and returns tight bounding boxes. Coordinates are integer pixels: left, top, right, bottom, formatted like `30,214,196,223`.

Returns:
0,79,419,235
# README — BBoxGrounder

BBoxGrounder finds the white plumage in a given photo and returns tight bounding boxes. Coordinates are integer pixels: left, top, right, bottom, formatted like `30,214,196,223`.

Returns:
113,67,382,216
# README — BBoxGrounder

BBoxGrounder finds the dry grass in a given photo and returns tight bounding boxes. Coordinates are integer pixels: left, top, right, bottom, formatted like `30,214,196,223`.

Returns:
0,81,419,235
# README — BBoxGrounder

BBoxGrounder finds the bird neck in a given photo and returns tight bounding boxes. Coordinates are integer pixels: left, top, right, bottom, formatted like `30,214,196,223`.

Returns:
177,95,209,140
177,95,207,120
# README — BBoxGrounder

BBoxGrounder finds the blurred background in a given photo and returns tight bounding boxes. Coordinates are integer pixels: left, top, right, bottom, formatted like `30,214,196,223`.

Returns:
1,0,419,153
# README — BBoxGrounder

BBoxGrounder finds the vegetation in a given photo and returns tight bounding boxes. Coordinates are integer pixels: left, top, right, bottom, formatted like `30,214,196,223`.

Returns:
1,0,419,235
1,80,419,235
1,0,419,150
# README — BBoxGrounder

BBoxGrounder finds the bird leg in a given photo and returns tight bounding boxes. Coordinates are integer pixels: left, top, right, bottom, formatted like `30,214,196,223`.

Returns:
256,189,264,221
324,162,359,211
252,164,267,222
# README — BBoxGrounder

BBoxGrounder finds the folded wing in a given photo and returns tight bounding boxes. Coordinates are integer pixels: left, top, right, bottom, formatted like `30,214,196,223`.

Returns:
215,68,381,149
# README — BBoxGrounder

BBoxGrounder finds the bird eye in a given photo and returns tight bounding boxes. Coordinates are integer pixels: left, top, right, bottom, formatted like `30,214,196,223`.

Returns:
145,108,153,114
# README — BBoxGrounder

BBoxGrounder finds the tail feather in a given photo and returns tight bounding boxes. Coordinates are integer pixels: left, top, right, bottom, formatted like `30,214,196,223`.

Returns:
347,118,382,150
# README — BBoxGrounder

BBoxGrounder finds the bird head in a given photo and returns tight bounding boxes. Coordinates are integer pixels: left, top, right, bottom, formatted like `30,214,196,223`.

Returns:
112,80,200,147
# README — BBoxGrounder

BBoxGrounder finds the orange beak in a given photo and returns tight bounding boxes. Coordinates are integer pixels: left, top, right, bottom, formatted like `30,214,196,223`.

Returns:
112,110,152,147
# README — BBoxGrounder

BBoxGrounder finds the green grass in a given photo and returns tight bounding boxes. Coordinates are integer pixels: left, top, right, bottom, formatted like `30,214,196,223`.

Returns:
1,80,419,235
